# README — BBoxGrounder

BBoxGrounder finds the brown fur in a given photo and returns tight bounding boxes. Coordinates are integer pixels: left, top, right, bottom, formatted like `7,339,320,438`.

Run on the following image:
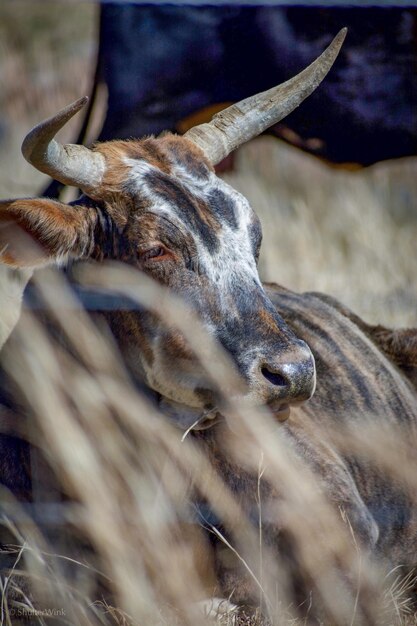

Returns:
98,138,172,190
96,136,211,202
257,307,281,335
160,135,214,176
0,199,96,267
307,291,417,391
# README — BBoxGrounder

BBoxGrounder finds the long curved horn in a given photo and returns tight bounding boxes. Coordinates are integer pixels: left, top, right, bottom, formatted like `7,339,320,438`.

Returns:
21,96,105,194
185,28,347,165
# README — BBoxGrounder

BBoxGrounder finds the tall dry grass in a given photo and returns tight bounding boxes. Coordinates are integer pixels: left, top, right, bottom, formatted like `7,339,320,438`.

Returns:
0,2,97,198
1,263,417,625
224,139,417,328
1,3,417,624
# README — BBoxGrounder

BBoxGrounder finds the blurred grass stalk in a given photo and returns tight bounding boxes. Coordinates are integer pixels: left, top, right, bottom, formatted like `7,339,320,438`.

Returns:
0,3,416,624
1,263,416,625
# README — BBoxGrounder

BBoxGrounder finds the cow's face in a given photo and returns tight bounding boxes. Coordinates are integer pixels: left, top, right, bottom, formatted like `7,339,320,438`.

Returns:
0,134,315,428
101,136,315,424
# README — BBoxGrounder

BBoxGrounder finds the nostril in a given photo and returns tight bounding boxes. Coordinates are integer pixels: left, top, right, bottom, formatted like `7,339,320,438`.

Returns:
261,366,288,387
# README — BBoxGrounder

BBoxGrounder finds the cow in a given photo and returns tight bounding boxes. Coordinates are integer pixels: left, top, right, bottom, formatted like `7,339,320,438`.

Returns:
1,29,417,621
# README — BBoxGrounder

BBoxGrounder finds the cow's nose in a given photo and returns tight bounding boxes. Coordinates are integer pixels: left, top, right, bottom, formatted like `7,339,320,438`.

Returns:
261,365,288,388
257,344,316,404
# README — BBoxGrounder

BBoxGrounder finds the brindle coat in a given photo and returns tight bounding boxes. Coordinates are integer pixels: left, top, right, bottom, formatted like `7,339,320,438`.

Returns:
0,129,416,615
195,286,417,607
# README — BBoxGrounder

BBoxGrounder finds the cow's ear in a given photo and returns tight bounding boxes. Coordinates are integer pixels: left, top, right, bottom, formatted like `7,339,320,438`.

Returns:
0,198,95,268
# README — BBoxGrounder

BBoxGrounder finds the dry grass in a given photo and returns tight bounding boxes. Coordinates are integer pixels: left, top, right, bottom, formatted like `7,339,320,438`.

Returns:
1,265,417,626
224,139,417,328
1,3,417,625
0,1,97,197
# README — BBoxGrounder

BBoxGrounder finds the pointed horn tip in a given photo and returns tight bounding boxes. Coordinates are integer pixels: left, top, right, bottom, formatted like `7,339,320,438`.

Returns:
21,96,89,162
70,95,89,113
185,28,348,166
319,28,347,66
333,27,348,50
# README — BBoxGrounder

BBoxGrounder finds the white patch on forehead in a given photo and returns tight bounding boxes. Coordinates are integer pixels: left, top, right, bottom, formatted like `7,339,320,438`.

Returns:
124,156,262,295
125,156,250,219
125,155,212,196
123,157,176,221
124,157,155,185
197,176,262,290
168,158,213,193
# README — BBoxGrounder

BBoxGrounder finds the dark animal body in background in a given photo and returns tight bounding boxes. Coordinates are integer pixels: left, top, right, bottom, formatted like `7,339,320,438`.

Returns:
96,5,416,165
45,6,417,199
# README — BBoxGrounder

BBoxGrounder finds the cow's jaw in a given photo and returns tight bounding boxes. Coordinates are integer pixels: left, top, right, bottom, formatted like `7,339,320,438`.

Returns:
159,396,221,432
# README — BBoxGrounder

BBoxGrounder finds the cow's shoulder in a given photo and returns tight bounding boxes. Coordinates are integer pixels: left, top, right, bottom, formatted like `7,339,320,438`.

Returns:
264,281,416,377
263,282,417,421
301,290,417,392
264,283,417,561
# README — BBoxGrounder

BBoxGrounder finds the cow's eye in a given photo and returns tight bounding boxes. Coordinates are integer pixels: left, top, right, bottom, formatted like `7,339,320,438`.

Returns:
139,246,169,262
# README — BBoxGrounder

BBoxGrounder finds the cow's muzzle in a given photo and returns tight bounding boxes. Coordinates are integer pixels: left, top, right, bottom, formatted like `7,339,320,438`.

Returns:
251,341,316,407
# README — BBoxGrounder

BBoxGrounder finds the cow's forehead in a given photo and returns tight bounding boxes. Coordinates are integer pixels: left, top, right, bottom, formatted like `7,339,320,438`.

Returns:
123,155,254,222
123,155,261,282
